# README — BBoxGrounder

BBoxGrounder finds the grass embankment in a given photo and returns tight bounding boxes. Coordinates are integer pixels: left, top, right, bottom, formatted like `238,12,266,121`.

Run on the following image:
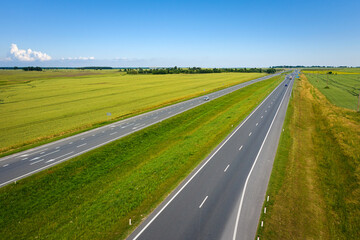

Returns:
0,70,266,155
303,72,360,110
0,75,282,240
257,74,360,239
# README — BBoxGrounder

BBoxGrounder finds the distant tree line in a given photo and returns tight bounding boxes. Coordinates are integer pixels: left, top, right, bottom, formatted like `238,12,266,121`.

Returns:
76,67,113,70
22,66,43,71
126,67,278,75
271,65,356,69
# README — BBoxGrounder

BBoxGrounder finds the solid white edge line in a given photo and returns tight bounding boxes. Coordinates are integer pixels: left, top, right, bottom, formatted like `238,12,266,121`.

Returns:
199,196,209,208
131,76,286,240
232,75,292,240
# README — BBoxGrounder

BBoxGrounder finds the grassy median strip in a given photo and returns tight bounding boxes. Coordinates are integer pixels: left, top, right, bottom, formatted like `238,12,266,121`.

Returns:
0,70,266,155
257,73,360,239
0,75,282,240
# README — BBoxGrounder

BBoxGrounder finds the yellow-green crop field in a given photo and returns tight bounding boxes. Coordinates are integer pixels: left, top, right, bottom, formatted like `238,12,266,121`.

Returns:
0,70,265,153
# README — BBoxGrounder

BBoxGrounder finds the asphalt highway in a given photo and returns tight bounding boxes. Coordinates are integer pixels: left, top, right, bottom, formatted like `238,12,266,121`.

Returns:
0,71,284,187
127,70,298,240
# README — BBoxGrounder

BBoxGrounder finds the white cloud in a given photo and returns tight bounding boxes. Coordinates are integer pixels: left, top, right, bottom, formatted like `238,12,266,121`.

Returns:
9,43,52,61
61,56,95,60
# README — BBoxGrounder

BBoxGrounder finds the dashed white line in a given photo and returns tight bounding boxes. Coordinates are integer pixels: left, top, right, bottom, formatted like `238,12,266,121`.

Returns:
265,110,267,113
81,138,85,140
30,159,44,165
55,146,60,149
224,164,230,172
69,142,73,144
256,123,258,126
22,158,28,161
110,132,117,135
3,164,9,167
199,196,208,208
30,157,40,161
133,124,146,130
77,143,87,148
249,132,252,136
46,151,74,163
239,145,243,151
261,116,263,118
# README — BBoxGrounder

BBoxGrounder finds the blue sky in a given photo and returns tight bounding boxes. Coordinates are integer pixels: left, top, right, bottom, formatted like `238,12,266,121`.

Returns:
1,0,359,67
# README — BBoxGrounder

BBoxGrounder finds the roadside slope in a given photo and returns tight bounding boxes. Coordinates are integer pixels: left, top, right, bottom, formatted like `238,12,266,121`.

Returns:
257,73,360,239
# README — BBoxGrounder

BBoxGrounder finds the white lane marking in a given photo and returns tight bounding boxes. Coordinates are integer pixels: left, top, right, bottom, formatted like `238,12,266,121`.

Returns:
249,132,252,136
81,138,85,140
199,196,208,208
40,152,45,155
239,145,243,151
265,110,267,113
131,77,286,240
36,150,60,159
110,132,117,135
22,158,28,161
102,131,105,133
256,123,258,126
133,124,146,130
55,146,60,149
261,116,263,118
69,142,73,144
224,165,230,172
92,134,96,137
121,125,128,128
233,76,291,240
20,154,28,157
3,164,9,167
30,159,44,165
46,151,74,163
77,143,87,148
30,157,40,161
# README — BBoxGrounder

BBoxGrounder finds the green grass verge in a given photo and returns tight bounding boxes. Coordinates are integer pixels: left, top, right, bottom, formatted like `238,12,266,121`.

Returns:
256,74,360,239
0,75,283,240
0,69,266,154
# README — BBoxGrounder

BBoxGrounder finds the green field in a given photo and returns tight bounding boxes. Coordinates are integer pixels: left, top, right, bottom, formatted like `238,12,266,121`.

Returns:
304,72,360,110
257,74,360,239
0,70,266,154
0,75,282,240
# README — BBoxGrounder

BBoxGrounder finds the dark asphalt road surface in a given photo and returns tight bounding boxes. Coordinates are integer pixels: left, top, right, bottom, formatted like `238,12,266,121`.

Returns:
127,70,298,240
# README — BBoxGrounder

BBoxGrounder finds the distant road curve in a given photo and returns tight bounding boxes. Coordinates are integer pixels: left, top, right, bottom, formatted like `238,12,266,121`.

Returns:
0,71,284,188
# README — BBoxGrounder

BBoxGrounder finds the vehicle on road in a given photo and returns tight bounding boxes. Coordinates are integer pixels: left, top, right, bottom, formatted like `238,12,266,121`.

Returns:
285,84,288,87
204,96,209,101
